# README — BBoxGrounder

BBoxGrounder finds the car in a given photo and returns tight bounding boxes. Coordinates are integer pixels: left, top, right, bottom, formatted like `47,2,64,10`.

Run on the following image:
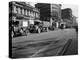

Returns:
11,27,22,37
28,24,42,33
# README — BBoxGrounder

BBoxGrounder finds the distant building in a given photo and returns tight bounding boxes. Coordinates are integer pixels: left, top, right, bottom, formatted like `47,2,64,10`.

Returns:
9,1,40,28
61,8,72,20
61,8,74,27
35,3,61,25
72,15,78,26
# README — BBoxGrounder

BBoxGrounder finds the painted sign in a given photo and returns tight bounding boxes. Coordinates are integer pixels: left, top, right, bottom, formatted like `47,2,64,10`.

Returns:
23,21,28,27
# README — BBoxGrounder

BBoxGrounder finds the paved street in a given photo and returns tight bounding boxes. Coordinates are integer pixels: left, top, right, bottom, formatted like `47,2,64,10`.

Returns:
12,28,78,58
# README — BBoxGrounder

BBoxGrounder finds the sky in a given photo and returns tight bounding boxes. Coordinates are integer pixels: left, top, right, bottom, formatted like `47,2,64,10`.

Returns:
28,2,78,17
62,4,78,17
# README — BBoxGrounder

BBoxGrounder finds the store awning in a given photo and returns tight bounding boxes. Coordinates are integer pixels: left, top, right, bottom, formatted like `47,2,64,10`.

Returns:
34,20,42,23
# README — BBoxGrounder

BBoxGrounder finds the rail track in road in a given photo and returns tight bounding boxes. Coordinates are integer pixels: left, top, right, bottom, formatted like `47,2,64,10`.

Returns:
12,29,77,58
12,38,72,58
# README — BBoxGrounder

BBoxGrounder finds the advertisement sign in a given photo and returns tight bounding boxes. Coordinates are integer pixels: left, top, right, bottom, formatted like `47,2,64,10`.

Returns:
29,20,34,24
23,21,28,27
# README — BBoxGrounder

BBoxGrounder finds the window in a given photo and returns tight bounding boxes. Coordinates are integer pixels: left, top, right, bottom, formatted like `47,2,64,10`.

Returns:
22,9,24,15
28,10,30,16
20,8,23,15
31,11,33,17
33,12,34,17
27,10,29,16
33,12,35,17
32,12,34,16
13,6,17,13
24,9,26,15
18,7,21,14
16,7,18,13
25,9,28,15
36,13,38,17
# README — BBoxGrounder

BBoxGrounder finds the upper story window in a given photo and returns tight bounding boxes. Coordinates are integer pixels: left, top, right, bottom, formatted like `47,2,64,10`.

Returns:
26,10,29,16
36,13,38,18
31,11,33,17
33,12,35,17
13,6,17,13
22,8,24,15
27,10,29,16
16,7,18,13
20,8,22,15
28,10,31,16
33,12,34,17
32,11,34,17
18,7,21,14
24,9,26,15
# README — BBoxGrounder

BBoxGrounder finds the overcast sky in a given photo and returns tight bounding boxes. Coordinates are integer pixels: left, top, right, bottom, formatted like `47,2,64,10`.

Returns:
62,4,78,17
28,2,78,17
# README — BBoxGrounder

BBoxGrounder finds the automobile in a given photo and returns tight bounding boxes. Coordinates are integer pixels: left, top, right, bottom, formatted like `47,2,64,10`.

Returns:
11,27,22,37
48,26,55,31
11,26,29,37
28,24,37,33
59,22,66,29
19,27,29,36
28,24,42,33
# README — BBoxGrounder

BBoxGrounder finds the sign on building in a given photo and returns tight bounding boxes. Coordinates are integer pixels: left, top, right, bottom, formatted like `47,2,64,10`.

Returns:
29,20,34,24
23,21,28,27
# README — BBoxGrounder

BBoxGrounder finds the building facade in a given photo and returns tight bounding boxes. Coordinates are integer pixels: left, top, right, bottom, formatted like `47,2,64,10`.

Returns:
35,3,61,26
9,1,40,28
61,8,72,20
61,8,73,27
